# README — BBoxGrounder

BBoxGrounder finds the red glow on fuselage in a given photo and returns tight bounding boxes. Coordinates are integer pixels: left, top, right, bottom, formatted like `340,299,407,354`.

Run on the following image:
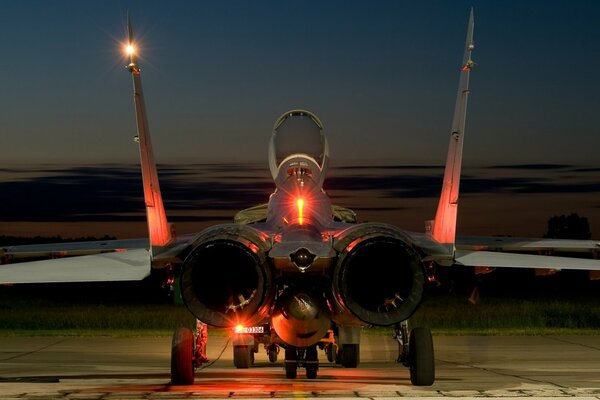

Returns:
345,238,362,253
247,243,259,254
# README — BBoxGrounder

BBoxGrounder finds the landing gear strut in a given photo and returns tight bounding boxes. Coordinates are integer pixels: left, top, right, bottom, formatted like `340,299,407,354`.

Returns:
394,321,410,365
320,329,338,363
394,321,435,386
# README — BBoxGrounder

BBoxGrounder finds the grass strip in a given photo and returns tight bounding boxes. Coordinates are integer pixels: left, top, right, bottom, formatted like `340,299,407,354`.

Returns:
0,294,597,337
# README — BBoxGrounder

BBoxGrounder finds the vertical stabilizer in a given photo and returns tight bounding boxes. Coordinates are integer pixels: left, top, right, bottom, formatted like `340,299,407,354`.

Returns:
126,16,173,255
431,9,475,248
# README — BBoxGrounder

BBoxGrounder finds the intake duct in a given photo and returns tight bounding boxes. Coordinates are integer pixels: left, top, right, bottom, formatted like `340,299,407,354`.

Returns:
332,224,425,326
180,225,273,327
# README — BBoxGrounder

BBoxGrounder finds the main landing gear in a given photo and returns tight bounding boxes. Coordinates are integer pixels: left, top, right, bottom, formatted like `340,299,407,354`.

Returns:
394,321,435,386
171,322,210,385
284,345,319,379
170,327,195,385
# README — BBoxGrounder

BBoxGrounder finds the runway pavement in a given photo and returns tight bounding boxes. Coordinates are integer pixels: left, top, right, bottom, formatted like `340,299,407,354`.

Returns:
0,334,599,399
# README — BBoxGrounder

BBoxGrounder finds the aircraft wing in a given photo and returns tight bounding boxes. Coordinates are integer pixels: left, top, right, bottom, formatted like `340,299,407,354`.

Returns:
405,232,600,270
0,248,151,284
457,235,600,254
1,238,149,260
405,231,455,264
455,249,600,270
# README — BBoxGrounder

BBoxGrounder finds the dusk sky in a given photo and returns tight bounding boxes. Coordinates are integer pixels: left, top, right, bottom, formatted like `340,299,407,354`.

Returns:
2,0,599,165
2,1,600,240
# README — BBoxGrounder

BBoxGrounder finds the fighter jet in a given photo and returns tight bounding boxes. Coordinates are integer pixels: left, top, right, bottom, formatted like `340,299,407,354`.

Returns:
2,10,600,386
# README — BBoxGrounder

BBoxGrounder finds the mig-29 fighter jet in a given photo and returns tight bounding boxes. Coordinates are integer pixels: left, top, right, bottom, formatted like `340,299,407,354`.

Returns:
2,9,600,387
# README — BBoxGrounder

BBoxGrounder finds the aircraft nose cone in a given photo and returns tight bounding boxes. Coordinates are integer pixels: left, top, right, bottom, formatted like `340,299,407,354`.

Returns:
290,247,316,272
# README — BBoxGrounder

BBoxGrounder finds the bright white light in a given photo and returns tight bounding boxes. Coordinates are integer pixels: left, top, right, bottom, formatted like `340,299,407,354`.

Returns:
126,44,135,55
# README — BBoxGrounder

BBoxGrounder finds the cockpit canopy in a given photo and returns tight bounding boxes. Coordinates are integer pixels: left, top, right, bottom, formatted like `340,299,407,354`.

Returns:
268,110,329,186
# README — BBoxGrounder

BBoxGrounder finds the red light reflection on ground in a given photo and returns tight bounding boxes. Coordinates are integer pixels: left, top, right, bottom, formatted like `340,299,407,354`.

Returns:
76,366,410,395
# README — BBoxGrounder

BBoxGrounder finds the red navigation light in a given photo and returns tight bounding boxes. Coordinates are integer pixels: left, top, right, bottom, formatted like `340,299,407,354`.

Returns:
297,198,304,225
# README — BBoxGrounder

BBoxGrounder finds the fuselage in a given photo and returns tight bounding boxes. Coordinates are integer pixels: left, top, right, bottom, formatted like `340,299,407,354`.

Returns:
179,110,427,349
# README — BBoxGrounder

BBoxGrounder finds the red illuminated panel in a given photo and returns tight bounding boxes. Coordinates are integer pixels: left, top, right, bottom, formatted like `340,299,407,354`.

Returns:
233,324,264,334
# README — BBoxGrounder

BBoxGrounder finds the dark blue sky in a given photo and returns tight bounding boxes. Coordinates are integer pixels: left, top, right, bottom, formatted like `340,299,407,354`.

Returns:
2,1,600,166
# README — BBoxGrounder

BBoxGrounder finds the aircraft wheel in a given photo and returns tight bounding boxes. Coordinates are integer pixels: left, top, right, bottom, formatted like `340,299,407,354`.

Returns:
409,327,435,386
268,345,278,363
170,327,194,385
340,344,360,368
305,346,318,379
285,361,297,379
326,344,335,363
284,346,297,379
306,364,318,379
335,347,342,364
233,345,252,369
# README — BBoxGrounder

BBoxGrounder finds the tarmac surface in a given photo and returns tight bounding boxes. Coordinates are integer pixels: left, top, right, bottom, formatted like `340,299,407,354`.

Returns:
0,335,599,399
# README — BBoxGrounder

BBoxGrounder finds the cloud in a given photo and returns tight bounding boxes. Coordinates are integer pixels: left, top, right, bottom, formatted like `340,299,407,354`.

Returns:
1,164,599,222
0,165,273,221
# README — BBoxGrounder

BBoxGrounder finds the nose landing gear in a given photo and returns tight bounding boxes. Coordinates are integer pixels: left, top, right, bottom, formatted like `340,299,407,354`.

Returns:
284,345,319,379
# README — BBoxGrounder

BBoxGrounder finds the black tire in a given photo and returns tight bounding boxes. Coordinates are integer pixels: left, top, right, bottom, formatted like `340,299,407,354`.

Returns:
268,347,278,363
340,344,360,368
409,327,435,386
171,327,194,385
233,345,252,369
305,346,318,379
306,364,318,379
285,361,297,379
335,347,342,364
284,346,297,379
326,345,335,363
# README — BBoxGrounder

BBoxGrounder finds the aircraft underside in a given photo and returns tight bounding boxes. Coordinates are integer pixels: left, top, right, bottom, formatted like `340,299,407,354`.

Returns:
173,284,435,385
172,221,435,385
